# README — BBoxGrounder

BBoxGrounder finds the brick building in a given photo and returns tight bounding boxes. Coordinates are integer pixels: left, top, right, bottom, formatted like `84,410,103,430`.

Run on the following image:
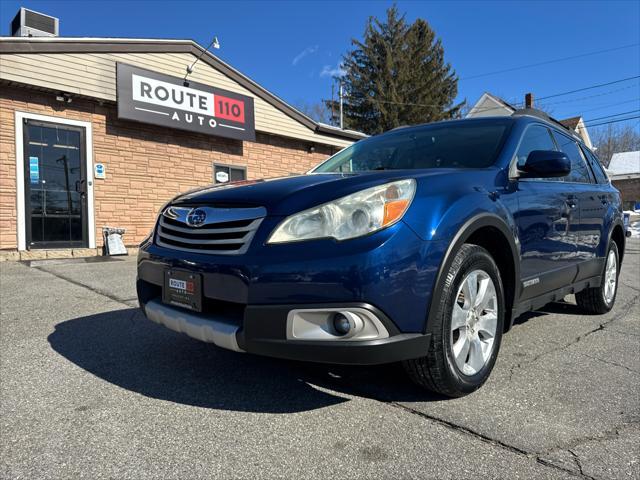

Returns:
0,34,363,260
607,151,640,210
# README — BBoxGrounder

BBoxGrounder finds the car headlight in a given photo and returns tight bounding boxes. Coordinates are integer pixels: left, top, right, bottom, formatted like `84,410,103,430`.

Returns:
267,179,416,243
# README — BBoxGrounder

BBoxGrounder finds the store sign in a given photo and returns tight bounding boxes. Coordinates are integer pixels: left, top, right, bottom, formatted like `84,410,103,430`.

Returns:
116,63,255,141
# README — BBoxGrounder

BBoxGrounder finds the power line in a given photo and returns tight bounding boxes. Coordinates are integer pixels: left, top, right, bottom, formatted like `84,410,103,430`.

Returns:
464,84,640,113
460,42,640,81
538,83,639,106
369,84,638,113
467,96,640,117
536,75,640,100
337,93,640,123
583,109,640,123
583,115,640,128
556,97,640,116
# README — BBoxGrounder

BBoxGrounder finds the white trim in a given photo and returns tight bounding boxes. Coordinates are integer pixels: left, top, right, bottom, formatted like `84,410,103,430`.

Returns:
0,37,195,44
14,111,95,251
609,173,640,181
574,118,593,149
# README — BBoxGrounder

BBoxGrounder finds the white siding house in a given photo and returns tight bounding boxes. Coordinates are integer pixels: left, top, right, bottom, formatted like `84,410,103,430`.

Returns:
466,92,593,148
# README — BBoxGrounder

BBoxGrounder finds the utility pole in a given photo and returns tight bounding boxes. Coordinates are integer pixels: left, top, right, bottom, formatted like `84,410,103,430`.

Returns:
330,83,335,125
339,81,344,130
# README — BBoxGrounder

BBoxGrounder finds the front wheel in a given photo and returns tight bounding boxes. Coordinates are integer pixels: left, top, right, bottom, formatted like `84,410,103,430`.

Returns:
576,241,619,314
403,244,504,397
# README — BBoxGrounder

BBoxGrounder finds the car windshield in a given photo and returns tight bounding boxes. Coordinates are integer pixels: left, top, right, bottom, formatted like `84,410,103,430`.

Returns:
313,120,511,173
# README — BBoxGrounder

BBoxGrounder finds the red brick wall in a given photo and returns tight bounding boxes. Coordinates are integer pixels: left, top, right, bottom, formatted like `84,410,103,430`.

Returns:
612,178,640,210
0,85,337,250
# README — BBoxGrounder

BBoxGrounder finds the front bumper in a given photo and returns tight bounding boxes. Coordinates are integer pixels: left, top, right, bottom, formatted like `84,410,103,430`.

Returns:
140,296,431,365
137,220,438,365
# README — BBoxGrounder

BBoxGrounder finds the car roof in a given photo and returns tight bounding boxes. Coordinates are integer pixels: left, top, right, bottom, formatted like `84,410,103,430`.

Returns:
379,116,515,136
380,113,584,145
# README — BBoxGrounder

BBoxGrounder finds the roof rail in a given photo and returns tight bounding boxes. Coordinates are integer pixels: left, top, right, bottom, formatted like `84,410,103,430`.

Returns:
511,108,576,136
390,125,413,131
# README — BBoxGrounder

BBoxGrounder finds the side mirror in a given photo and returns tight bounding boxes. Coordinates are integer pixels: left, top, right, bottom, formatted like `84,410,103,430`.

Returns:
519,150,570,178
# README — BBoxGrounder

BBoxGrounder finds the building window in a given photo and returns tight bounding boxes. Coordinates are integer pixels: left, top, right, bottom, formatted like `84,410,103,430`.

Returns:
213,163,246,184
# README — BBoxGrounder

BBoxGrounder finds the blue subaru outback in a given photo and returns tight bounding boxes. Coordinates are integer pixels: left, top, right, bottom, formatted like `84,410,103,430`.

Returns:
137,110,626,397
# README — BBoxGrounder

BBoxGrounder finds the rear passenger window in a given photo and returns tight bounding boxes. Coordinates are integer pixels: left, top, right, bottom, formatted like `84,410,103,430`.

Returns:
551,131,593,183
515,125,557,169
582,147,609,184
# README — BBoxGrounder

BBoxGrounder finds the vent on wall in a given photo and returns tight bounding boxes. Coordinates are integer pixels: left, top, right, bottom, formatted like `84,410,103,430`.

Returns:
11,8,58,37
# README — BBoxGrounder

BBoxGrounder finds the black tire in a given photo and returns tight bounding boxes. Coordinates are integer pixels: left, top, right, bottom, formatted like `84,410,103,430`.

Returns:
403,244,505,397
576,241,619,314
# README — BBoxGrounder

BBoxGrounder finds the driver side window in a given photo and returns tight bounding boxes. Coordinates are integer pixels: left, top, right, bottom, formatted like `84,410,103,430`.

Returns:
515,125,561,181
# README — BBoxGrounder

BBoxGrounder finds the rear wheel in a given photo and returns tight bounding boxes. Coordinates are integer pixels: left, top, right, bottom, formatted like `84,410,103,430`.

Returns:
403,244,504,397
576,242,619,314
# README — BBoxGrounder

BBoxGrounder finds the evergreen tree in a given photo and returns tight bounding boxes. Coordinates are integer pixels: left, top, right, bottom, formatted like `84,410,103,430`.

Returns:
333,5,462,134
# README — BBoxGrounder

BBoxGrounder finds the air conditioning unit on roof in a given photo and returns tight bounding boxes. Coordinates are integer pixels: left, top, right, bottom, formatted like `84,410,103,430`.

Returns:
11,8,58,37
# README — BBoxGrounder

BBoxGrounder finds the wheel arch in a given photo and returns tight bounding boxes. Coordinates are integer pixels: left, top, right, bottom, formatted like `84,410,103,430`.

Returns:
426,213,521,334
610,221,626,265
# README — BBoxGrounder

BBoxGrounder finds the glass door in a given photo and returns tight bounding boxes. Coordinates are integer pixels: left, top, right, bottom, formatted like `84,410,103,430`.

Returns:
23,120,88,249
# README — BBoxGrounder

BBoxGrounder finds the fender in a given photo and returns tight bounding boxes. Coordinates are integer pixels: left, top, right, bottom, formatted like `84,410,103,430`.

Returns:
424,212,521,334
604,216,626,264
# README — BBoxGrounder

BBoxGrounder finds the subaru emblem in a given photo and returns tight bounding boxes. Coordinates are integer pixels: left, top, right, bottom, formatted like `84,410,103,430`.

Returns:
186,208,207,227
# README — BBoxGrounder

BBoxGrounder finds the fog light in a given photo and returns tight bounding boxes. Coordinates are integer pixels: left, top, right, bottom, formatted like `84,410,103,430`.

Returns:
333,313,352,335
286,308,388,341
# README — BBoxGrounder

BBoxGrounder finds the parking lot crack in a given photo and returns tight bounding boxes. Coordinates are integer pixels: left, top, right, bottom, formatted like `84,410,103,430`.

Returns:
576,352,640,375
540,421,639,459
508,294,639,382
385,401,588,479
568,449,595,480
620,281,640,293
34,266,134,309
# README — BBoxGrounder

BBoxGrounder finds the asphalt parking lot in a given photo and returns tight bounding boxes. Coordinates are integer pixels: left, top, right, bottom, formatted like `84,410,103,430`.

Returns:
1,240,639,479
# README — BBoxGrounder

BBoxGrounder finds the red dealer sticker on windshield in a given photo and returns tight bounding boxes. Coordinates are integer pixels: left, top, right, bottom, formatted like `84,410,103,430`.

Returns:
215,95,245,123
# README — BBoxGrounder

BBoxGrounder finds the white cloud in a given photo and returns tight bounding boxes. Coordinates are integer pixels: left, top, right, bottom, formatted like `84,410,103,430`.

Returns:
292,45,319,66
320,63,346,78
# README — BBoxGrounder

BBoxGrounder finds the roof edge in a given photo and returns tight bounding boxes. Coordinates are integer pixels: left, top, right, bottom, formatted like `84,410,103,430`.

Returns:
0,37,366,142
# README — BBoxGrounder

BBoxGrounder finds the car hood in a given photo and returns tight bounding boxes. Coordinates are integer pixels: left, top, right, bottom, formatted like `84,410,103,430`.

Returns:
172,169,490,216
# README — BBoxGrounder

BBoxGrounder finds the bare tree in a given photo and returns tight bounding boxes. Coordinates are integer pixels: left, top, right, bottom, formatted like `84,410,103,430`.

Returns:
592,124,640,166
294,101,333,124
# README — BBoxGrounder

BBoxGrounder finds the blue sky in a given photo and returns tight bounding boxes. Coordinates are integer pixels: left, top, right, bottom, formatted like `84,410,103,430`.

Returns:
1,0,639,129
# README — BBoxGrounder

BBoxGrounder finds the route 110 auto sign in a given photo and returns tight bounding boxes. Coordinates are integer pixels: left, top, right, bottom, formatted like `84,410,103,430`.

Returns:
116,63,255,141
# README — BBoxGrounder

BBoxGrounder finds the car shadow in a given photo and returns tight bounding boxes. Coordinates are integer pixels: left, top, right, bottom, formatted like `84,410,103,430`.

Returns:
511,299,587,326
49,299,598,412
48,308,446,413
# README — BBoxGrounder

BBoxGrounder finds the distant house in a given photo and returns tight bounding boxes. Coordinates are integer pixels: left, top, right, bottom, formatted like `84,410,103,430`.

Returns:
607,151,640,209
466,92,593,148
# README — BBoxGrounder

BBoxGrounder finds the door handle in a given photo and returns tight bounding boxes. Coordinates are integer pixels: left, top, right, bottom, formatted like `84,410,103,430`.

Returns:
75,179,87,193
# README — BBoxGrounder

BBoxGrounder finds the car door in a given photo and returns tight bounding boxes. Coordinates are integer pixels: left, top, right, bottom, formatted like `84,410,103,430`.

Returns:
550,131,603,280
511,124,580,300
577,145,612,279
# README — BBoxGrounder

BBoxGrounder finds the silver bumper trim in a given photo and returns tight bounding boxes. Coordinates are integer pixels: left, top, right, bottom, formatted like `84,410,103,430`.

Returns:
144,299,243,352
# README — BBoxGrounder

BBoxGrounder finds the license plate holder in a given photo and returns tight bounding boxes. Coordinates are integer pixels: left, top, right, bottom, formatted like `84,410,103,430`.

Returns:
162,270,202,312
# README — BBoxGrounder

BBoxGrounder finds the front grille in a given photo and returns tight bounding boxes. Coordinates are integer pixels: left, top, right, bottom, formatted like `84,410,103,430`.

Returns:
155,205,266,255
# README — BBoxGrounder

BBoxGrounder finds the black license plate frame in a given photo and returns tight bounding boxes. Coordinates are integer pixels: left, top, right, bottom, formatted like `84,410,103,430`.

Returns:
162,269,203,312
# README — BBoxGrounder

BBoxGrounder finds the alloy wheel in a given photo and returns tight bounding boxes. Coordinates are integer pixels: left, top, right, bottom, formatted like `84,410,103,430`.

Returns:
603,249,617,305
450,270,498,376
